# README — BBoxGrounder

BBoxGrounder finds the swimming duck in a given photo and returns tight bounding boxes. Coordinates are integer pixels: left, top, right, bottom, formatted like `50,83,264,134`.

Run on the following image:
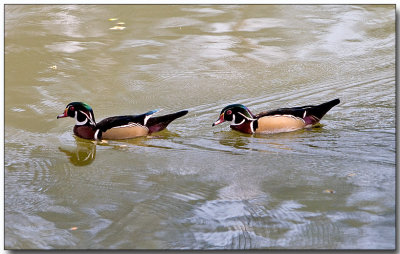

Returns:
212,98,340,134
57,102,188,140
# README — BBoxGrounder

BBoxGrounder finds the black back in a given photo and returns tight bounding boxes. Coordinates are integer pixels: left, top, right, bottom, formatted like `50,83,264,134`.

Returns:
96,113,150,132
256,99,340,120
146,110,188,133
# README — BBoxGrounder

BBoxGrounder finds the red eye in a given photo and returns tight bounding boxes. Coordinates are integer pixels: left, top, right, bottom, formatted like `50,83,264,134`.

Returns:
226,110,232,115
69,106,75,111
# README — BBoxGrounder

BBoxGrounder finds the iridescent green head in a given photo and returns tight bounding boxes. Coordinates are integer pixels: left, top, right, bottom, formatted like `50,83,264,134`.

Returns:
212,104,255,126
57,102,96,126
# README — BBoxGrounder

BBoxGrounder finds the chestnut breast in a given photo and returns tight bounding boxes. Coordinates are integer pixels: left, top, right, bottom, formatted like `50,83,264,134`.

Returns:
74,125,96,139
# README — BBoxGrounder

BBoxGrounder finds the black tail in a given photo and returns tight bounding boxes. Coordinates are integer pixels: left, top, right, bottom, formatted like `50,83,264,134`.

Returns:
311,98,340,120
146,110,188,133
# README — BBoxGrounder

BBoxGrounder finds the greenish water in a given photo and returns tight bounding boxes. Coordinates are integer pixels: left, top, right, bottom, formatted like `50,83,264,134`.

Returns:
4,5,395,249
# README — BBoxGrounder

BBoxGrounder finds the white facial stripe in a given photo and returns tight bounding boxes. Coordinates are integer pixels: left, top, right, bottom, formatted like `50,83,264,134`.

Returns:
238,112,256,121
236,119,245,125
230,114,245,126
79,110,96,125
74,111,88,126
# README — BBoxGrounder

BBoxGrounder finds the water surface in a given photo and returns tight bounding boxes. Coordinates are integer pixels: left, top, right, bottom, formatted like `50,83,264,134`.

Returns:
4,5,395,249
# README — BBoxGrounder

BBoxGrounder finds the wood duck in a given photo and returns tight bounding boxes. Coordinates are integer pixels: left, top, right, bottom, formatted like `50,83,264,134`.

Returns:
57,102,188,140
212,98,340,134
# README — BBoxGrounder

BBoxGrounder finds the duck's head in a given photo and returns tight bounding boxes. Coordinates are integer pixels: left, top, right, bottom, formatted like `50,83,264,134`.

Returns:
57,102,96,126
212,104,255,127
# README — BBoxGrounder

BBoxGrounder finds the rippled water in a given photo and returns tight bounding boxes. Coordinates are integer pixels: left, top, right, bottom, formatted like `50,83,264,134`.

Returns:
4,5,395,249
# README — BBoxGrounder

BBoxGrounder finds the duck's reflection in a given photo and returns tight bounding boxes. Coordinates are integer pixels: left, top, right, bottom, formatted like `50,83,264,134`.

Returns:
217,130,251,150
59,138,96,166
59,130,181,166
216,128,316,153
